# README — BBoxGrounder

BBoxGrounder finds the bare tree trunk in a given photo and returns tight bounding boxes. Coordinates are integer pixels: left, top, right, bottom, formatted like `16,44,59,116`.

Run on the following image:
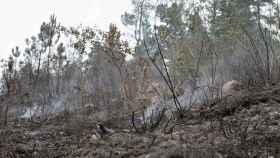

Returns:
3,105,8,126
34,50,43,87
47,47,52,98
143,33,183,117
257,0,271,84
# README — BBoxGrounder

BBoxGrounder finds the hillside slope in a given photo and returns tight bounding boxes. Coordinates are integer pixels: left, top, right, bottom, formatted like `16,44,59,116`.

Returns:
1,85,280,158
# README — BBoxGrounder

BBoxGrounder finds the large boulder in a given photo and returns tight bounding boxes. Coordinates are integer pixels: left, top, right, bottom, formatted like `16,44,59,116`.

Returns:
222,80,243,97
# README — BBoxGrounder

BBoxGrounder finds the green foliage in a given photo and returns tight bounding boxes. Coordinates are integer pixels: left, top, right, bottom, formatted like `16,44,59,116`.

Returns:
121,0,156,57
209,0,274,39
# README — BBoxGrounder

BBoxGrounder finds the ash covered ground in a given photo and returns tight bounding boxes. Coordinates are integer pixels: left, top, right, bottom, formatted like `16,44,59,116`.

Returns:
1,85,280,158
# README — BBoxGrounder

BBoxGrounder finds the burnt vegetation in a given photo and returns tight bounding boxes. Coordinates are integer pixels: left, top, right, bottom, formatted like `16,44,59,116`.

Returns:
1,0,280,157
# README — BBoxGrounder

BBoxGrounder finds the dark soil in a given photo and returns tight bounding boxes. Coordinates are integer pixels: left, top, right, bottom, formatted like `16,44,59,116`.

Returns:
1,86,280,158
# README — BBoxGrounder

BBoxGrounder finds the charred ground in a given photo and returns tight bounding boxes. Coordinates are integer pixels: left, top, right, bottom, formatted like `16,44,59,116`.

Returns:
1,84,280,158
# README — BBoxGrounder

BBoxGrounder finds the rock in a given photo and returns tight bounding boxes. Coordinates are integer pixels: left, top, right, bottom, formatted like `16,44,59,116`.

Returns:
15,143,33,153
222,80,243,96
145,154,151,158
91,134,98,141
96,123,114,136
59,131,64,135
122,129,130,133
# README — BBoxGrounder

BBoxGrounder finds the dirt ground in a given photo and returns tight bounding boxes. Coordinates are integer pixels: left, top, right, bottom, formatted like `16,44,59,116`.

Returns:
1,86,280,158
